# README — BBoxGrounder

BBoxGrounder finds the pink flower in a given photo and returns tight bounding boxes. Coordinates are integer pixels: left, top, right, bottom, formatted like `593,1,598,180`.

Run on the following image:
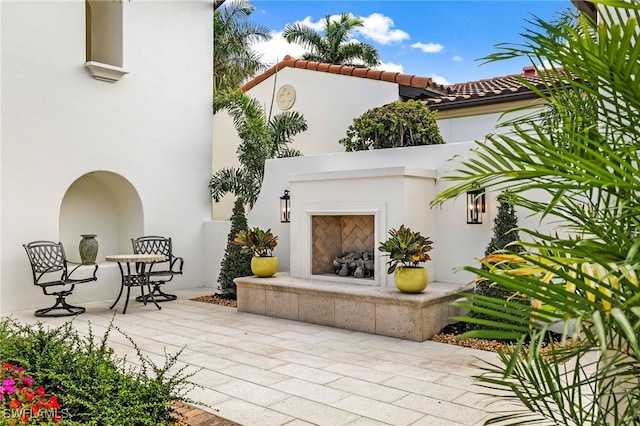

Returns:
1,363,64,424
2,379,16,394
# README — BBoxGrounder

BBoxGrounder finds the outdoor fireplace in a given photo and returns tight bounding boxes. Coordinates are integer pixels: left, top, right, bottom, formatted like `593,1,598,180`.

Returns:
311,215,375,280
289,166,437,288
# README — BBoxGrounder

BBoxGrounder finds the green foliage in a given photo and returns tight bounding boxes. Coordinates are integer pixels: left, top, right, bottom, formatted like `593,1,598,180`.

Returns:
283,13,380,67
210,89,307,207
218,197,253,297
431,2,640,424
232,227,278,257
483,195,523,257
339,100,444,151
472,195,528,329
214,0,271,94
378,225,433,274
0,317,199,425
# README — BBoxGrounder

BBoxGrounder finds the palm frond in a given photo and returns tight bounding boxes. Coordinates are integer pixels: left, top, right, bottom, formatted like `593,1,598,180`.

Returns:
431,3,640,423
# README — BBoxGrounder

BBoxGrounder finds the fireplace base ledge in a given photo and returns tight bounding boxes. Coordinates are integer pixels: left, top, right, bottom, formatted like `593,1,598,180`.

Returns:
234,273,472,342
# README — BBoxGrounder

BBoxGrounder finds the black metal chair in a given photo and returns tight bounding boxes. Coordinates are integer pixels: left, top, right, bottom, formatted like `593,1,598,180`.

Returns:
23,240,98,317
131,236,183,302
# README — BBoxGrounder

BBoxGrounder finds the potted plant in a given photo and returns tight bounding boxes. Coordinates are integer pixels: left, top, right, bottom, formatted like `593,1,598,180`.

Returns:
378,225,433,293
232,227,279,277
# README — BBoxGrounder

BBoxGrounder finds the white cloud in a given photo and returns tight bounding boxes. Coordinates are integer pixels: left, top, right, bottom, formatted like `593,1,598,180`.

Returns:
357,13,410,45
252,31,306,66
252,13,412,71
295,15,328,32
410,42,444,54
453,55,463,62
375,61,404,73
538,59,561,70
429,74,450,86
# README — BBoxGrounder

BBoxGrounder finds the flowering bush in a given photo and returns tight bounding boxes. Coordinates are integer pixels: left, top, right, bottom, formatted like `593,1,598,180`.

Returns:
0,318,199,425
1,362,63,424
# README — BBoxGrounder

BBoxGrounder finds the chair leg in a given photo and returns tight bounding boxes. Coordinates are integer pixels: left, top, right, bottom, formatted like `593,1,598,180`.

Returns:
122,284,133,315
35,293,85,317
144,283,162,311
110,283,125,311
135,283,177,303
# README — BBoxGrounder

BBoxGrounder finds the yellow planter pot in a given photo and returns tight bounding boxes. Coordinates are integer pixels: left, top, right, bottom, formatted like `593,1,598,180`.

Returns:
393,266,428,293
251,256,278,278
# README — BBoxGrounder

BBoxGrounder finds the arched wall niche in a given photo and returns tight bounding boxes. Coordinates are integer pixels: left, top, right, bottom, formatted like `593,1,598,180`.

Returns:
59,171,143,264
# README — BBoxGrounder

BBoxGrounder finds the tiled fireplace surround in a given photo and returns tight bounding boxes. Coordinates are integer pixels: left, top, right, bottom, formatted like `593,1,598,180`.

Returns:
235,167,469,341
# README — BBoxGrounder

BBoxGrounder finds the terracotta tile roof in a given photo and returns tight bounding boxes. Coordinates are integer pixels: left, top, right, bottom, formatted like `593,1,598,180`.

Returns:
240,55,450,96
240,56,572,112
424,66,573,111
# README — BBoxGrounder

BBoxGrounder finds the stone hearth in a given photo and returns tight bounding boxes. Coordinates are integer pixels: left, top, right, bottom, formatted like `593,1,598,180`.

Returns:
235,273,471,342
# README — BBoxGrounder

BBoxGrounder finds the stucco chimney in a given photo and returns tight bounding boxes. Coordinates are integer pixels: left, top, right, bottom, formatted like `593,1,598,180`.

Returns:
522,66,537,77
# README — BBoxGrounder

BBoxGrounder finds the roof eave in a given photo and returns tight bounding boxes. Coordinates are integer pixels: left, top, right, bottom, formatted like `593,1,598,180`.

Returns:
399,85,451,100
427,91,544,112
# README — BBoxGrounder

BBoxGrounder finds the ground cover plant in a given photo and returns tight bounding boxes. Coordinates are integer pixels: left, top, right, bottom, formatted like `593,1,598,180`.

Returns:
432,2,640,424
0,317,199,425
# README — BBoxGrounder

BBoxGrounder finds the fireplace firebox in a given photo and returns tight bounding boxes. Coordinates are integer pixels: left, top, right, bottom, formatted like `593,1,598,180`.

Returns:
311,215,375,280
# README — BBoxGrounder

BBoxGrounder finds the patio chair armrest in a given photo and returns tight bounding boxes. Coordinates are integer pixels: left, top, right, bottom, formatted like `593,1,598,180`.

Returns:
67,261,99,281
169,256,184,274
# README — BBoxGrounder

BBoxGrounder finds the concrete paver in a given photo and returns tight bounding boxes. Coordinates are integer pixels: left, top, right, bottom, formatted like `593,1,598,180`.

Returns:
4,287,517,425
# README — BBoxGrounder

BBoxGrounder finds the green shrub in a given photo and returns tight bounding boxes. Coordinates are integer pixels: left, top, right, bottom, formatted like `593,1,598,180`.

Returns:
0,317,200,425
339,100,444,151
218,196,253,297
471,194,529,331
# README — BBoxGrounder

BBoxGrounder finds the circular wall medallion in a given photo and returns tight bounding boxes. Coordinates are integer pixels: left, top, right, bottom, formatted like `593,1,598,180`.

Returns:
276,84,296,110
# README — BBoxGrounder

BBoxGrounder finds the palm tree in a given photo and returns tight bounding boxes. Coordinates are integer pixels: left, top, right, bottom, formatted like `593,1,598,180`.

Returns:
283,13,380,67
210,90,308,207
214,0,271,94
431,2,640,424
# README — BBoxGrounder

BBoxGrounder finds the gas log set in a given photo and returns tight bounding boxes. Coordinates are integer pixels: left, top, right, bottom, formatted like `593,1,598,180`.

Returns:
332,250,375,279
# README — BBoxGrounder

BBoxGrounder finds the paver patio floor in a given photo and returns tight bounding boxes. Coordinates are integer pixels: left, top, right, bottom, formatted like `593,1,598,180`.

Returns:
5,287,521,425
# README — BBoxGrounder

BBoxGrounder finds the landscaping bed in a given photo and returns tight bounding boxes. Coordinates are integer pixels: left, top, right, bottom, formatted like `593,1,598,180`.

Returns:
0,318,199,425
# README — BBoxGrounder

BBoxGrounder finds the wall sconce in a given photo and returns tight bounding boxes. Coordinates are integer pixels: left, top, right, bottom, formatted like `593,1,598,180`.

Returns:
467,189,486,224
280,190,290,223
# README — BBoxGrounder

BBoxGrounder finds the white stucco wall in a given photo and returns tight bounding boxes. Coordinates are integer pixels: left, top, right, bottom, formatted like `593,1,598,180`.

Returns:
210,66,546,221
204,141,556,291
438,113,505,144
1,1,213,313
436,100,544,144
211,67,400,220
226,143,553,288
245,67,401,155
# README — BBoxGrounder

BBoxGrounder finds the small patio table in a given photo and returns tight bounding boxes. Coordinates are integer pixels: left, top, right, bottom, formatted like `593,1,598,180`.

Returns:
106,254,165,314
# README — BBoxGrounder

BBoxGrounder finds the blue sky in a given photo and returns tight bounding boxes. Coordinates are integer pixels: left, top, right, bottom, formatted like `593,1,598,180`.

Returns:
250,0,570,85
